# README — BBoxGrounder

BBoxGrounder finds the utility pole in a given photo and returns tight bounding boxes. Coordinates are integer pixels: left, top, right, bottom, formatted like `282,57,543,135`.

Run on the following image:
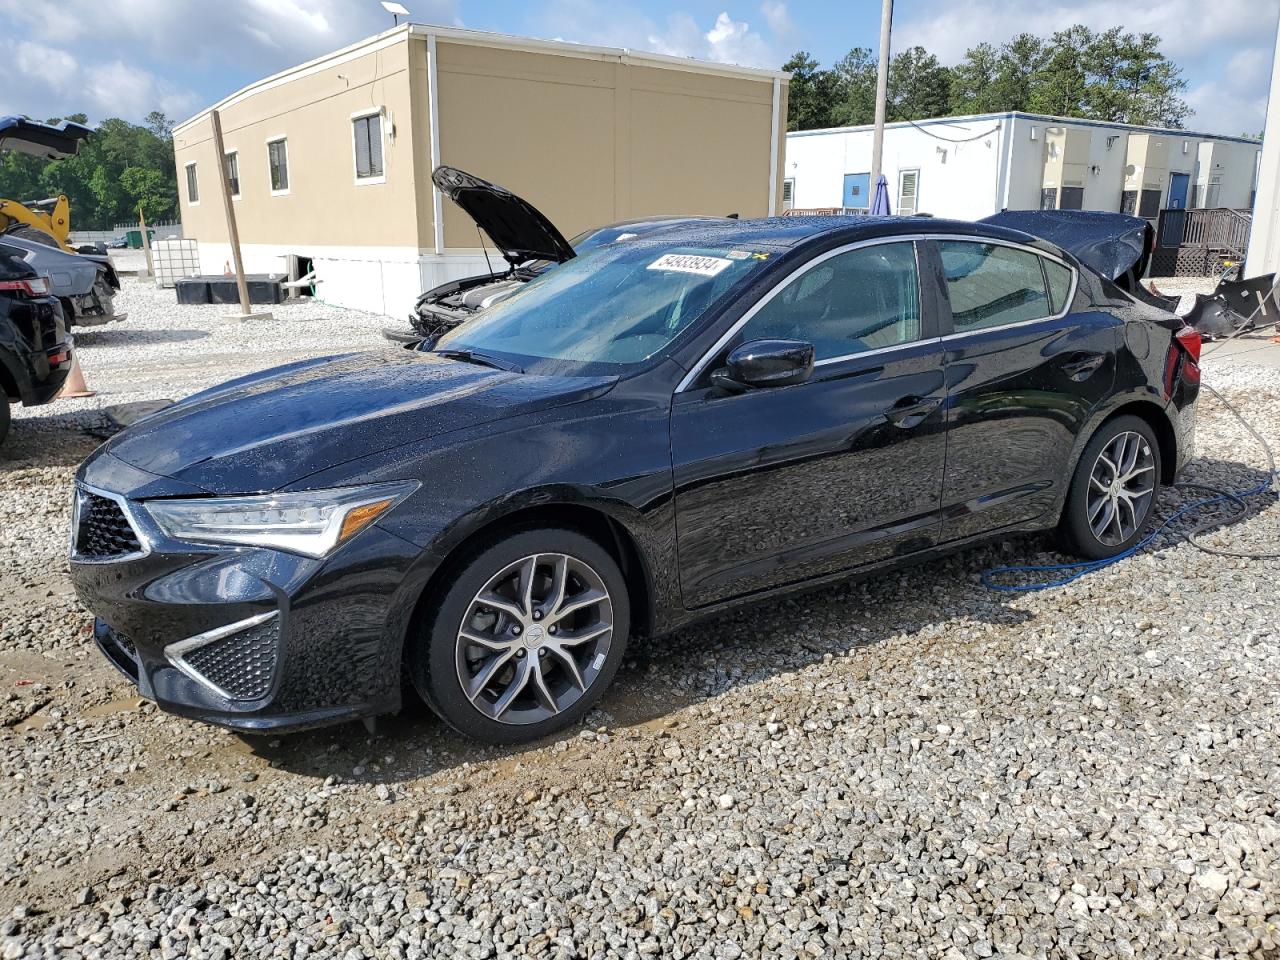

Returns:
137,203,154,281
870,0,893,192
209,109,269,320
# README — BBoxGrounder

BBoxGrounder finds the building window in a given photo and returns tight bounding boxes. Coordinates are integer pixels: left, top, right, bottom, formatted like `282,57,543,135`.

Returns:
353,113,384,181
1138,189,1161,219
267,139,289,193
782,178,794,211
224,151,240,198
897,170,919,216
1058,186,1084,210
185,163,198,205
1205,175,1222,208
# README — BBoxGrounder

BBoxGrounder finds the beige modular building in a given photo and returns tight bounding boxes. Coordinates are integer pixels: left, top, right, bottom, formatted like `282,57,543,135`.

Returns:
172,24,789,316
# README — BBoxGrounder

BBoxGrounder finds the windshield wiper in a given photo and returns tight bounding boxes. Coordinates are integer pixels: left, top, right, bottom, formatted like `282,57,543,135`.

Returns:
435,348,524,374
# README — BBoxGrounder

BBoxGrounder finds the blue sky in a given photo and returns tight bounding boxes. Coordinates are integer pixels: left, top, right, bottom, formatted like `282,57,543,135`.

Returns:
2,0,1277,136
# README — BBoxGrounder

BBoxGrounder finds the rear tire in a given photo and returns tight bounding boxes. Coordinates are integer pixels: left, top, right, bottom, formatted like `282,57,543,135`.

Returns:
409,527,629,744
1059,415,1162,560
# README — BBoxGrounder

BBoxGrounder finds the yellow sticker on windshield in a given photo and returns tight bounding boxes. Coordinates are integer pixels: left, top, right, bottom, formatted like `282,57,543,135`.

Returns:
647,254,734,277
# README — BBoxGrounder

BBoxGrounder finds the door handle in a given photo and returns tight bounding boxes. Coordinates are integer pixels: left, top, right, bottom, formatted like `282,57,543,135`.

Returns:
885,395,942,429
1061,352,1106,381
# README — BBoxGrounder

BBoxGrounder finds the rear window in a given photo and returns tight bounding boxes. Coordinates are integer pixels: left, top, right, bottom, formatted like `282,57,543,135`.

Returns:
938,241,1052,333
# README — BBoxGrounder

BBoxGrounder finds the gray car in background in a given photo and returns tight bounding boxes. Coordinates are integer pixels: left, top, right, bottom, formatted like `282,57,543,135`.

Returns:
0,234,124,327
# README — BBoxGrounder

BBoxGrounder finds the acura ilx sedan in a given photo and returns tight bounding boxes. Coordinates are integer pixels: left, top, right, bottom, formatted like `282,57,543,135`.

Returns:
69,212,1200,743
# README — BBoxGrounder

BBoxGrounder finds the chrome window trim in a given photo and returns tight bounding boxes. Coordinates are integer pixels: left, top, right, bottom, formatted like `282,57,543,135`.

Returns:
164,611,279,702
674,232,1078,393
69,483,152,565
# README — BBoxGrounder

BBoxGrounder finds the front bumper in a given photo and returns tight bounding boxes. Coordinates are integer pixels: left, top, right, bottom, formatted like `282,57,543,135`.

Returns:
69,467,424,733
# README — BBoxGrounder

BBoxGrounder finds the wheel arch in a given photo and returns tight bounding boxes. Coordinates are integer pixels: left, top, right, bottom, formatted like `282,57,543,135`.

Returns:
396,498,658,681
1093,399,1178,485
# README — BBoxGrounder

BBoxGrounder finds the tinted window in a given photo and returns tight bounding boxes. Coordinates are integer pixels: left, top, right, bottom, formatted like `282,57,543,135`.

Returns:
1044,259,1074,312
938,242,1051,333
438,245,766,369
737,242,921,360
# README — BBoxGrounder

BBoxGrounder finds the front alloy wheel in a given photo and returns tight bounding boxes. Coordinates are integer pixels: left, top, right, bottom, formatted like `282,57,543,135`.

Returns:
413,528,629,743
456,553,614,725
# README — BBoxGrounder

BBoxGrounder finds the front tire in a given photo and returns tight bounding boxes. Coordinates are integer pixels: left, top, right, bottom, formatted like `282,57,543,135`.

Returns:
410,528,629,744
1059,415,1162,560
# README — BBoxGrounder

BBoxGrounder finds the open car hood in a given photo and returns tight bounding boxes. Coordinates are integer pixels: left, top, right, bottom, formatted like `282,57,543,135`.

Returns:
0,117,93,160
981,210,1154,284
432,165,577,268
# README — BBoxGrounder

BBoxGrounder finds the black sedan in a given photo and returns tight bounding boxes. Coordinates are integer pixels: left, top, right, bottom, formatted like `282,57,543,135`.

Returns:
69,215,1200,743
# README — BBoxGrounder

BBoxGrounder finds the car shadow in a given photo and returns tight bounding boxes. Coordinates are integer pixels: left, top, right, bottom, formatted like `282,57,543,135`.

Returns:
0,414,106,468
74,327,210,346
225,456,1280,787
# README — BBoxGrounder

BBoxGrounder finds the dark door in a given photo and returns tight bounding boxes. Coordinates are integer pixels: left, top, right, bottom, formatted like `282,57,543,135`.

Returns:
670,240,949,608
929,239,1120,542
1168,172,1190,210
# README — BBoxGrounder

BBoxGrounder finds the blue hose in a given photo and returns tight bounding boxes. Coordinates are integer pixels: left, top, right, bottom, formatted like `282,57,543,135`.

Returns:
981,479,1275,592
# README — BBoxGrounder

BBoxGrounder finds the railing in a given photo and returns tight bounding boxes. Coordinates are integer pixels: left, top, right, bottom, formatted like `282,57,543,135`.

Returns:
1156,207,1251,260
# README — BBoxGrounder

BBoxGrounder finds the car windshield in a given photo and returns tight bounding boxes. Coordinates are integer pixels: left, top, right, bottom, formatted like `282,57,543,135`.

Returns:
435,243,769,371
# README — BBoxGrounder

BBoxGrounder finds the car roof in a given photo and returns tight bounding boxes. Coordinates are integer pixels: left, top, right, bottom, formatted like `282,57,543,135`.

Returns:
642,215,1061,256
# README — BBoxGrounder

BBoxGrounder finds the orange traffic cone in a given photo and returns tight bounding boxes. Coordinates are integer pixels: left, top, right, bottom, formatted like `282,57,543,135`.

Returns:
58,352,95,399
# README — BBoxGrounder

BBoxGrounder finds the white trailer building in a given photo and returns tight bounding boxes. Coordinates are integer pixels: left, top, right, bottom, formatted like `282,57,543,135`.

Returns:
784,112,1260,223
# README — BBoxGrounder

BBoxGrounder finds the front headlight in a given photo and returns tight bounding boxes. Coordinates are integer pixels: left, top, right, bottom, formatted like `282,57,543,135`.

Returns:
143,482,419,558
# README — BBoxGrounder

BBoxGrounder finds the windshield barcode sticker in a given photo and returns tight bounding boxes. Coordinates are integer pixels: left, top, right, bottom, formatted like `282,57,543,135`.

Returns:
647,254,734,277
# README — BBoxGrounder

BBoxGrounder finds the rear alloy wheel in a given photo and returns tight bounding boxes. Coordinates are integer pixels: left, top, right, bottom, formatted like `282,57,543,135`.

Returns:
413,528,629,743
1060,415,1162,560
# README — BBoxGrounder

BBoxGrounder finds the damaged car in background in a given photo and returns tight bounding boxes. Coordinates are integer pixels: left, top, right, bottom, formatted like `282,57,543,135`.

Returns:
407,165,728,341
0,116,125,327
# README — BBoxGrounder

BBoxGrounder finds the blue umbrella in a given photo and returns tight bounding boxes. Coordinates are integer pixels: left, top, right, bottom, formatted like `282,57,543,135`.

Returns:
870,174,892,216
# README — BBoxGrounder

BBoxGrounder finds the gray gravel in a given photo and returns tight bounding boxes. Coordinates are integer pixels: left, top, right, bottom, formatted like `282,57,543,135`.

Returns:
2,281,1279,958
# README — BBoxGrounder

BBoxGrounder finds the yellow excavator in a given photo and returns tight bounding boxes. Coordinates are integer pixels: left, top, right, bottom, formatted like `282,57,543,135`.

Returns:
0,116,93,250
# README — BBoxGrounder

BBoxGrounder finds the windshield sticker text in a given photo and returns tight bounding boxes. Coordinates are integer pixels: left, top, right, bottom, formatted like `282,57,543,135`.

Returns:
647,254,734,277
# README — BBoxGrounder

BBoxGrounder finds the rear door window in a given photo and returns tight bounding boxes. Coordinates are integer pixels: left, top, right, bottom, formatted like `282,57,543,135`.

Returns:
938,241,1053,333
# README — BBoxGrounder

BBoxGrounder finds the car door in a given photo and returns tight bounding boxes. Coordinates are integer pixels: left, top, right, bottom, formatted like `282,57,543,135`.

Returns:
670,239,949,609
928,237,1121,542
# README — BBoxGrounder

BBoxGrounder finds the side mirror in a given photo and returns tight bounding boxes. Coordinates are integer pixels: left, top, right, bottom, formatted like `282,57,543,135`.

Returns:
712,338,815,391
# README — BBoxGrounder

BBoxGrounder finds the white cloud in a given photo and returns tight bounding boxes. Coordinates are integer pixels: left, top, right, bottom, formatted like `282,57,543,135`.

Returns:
759,0,793,37
539,1,782,68
894,0,1278,135
0,0,460,123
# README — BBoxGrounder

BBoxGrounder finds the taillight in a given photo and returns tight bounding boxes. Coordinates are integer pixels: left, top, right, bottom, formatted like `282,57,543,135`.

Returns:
0,277,50,297
1175,326,1202,363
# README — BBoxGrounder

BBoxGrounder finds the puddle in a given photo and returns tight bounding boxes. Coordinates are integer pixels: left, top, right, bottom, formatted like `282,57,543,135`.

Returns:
82,696,145,719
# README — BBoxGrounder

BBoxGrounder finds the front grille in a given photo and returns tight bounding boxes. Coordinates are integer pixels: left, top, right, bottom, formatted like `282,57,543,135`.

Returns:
75,492,143,560
176,616,279,701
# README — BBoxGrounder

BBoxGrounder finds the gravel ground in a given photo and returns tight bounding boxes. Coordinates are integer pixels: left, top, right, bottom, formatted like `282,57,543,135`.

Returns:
2,280,1279,959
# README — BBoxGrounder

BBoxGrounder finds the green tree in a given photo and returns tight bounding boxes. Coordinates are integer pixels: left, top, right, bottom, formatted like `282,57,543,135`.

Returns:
0,113,178,231
887,46,953,120
829,47,877,127
783,51,842,131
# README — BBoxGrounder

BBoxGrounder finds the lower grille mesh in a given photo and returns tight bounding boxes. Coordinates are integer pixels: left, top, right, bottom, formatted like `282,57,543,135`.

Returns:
180,618,279,701
76,492,142,559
